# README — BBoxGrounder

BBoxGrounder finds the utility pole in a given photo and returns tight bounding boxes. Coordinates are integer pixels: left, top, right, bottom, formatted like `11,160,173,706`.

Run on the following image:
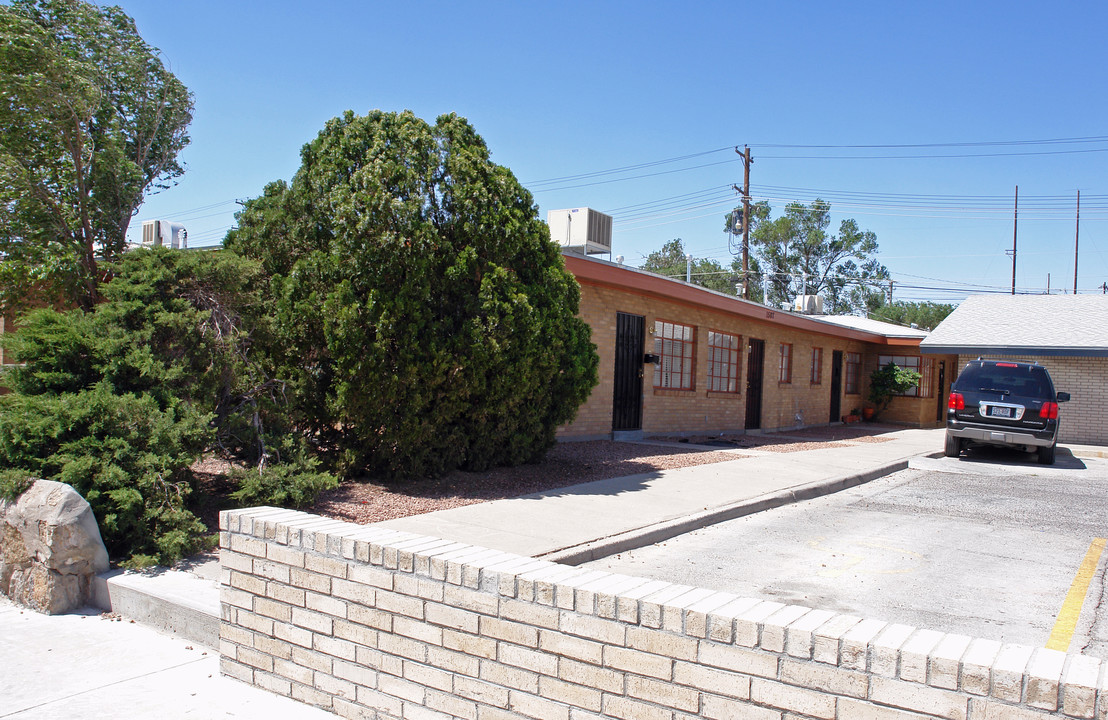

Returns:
733,146,753,300
1074,190,1080,294
1010,185,1018,295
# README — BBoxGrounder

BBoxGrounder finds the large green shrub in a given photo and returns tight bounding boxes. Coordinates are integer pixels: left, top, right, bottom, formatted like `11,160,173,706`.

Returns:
226,110,599,479
0,381,211,566
0,248,336,565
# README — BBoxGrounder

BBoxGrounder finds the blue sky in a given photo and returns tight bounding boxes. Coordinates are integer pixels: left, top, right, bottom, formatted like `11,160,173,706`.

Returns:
118,1,1108,303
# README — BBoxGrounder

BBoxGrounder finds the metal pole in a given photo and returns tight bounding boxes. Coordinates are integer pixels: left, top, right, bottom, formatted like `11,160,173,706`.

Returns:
1011,185,1018,295
1074,190,1080,294
740,146,753,300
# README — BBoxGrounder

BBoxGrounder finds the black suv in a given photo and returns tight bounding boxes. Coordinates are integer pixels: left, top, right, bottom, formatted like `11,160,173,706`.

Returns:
945,359,1070,465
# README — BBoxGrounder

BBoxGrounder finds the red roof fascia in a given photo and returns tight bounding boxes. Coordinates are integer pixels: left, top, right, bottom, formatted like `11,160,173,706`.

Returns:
564,254,917,348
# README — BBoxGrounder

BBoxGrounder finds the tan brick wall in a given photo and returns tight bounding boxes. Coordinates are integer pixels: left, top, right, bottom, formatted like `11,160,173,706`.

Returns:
560,282,951,438
955,354,1108,445
221,507,1104,720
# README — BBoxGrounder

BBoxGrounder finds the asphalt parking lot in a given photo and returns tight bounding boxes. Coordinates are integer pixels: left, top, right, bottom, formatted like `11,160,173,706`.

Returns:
585,446,1108,658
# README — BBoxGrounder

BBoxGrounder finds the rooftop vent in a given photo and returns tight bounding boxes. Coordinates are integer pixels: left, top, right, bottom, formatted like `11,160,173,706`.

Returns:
793,295,824,315
141,220,188,249
547,208,612,255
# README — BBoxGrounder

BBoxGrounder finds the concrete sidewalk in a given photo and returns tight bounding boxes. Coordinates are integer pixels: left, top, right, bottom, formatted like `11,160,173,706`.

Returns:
378,427,946,563
0,598,335,719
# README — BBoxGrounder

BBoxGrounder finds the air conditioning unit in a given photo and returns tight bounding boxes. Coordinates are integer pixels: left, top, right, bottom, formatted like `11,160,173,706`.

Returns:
141,220,188,249
547,208,612,255
793,295,823,315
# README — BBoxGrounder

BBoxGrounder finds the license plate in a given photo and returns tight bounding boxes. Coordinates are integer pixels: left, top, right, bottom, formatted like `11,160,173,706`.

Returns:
989,406,1012,418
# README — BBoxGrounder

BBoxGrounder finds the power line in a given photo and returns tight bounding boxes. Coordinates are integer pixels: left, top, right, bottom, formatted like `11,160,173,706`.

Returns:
525,135,1108,192
523,147,732,187
754,135,1108,149
758,147,1108,161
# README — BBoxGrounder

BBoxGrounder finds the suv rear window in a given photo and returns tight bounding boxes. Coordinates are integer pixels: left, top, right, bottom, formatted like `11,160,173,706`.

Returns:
953,363,1053,398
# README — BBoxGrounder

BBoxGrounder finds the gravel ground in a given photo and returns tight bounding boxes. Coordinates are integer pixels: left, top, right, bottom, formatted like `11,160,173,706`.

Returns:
658,423,895,452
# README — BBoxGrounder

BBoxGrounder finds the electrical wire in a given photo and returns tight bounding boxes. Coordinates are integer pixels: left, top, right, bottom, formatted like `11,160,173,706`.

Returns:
524,135,1108,192
523,147,733,187
755,136,1108,149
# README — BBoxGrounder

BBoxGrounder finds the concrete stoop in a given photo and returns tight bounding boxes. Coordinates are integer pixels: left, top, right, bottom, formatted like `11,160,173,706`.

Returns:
91,564,220,649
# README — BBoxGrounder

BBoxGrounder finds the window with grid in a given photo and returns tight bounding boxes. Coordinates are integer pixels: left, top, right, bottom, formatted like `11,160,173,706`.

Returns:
707,331,740,393
778,343,792,383
845,352,861,394
653,320,695,390
810,347,823,385
877,355,929,397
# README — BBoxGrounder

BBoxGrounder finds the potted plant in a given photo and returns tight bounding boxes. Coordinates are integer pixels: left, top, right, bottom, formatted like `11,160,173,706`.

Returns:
867,362,922,421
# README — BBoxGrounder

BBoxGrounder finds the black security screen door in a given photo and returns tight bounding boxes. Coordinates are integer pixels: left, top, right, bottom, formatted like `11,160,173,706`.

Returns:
745,338,765,430
935,361,946,423
613,312,645,431
830,350,843,422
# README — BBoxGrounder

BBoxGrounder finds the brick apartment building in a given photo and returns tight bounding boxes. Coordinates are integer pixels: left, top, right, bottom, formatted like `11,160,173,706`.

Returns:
558,252,958,440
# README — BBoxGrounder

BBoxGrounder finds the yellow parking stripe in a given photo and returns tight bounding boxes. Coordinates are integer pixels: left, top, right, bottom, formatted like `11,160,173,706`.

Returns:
1046,538,1107,652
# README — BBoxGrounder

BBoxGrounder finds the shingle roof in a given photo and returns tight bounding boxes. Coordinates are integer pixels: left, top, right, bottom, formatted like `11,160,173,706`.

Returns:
920,294,1108,356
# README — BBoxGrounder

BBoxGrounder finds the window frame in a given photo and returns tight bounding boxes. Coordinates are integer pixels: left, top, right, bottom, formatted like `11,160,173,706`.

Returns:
778,342,792,384
653,319,696,390
706,330,741,394
810,346,823,385
877,354,930,398
845,352,862,395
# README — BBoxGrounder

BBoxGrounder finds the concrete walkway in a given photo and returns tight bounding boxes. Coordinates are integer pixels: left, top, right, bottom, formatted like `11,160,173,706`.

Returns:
378,427,945,563
0,598,335,719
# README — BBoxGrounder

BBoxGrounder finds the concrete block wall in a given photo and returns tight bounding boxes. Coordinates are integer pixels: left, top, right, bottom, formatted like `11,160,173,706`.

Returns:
221,507,1106,720
955,355,1108,445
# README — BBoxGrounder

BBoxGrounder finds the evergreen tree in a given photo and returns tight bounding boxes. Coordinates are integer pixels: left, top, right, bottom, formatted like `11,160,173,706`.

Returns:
226,110,599,479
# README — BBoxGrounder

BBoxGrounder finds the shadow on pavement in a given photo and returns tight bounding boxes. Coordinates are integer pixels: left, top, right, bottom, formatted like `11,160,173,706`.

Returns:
958,445,1087,470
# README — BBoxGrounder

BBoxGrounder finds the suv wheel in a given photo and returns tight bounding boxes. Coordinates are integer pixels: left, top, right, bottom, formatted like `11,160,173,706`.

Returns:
1037,443,1056,465
944,434,963,458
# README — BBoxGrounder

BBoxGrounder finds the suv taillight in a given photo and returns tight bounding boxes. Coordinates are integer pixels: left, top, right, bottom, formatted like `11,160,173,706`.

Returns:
948,392,965,410
1039,402,1059,420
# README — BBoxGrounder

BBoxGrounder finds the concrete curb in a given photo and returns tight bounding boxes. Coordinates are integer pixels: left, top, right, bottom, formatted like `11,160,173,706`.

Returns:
538,459,911,565
92,567,220,648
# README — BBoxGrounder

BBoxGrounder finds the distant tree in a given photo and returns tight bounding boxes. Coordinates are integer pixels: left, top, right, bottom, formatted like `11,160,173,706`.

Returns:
640,238,740,295
0,0,193,311
226,110,599,479
748,199,888,313
870,300,956,331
